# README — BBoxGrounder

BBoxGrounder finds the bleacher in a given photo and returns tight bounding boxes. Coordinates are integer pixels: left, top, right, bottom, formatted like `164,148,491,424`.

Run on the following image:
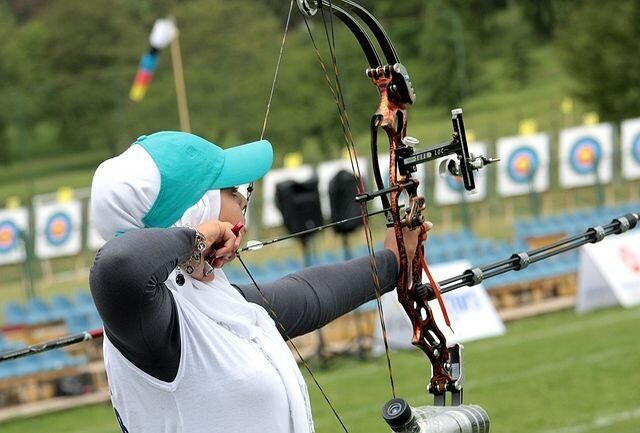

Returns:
3,292,102,333
225,203,639,318
0,202,636,409
0,292,104,409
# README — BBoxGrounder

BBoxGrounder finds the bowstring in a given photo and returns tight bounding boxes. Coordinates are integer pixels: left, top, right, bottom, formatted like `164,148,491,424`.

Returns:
244,0,295,216
307,1,397,398
236,256,349,433
243,1,350,432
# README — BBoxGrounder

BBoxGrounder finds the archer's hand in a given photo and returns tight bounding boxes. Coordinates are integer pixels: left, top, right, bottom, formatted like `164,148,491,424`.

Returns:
190,221,242,282
384,221,434,268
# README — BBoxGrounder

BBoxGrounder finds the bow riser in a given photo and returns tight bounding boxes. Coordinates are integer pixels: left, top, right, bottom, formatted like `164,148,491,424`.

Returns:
370,65,457,399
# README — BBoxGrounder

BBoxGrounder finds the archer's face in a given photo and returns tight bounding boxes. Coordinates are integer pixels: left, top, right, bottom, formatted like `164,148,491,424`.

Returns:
218,188,247,234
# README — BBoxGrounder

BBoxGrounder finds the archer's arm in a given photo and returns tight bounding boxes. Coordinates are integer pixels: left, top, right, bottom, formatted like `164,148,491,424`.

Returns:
235,250,398,338
89,227,195,381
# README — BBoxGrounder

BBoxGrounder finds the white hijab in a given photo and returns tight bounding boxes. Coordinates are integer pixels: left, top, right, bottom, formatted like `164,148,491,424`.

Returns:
91,144,314,433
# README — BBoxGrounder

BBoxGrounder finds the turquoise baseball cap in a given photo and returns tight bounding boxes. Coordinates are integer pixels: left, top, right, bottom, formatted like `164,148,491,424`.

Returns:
135,131,273,229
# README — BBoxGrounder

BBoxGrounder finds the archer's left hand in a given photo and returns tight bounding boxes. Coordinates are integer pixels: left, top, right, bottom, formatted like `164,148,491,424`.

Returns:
384,221,433,268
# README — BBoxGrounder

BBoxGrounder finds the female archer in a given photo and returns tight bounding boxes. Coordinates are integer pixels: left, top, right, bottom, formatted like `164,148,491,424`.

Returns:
89,131,426,433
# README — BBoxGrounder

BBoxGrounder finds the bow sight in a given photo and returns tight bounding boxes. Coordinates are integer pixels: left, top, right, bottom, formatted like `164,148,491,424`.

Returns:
357,108,499,208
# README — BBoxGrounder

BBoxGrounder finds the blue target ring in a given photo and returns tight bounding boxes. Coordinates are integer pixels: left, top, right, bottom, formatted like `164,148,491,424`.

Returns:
445,174,464,192
569,137,601,174
0,220,19,253
45,212,72,246
507,146,538,183
632,133,640,164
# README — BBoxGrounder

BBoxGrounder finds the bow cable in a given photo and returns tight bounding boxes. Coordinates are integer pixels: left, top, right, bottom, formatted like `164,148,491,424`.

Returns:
303,1,397,398
241,1,350,431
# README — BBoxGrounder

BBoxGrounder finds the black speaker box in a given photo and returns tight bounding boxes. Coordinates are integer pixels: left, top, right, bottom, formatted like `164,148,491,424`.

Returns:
329,170,363,234
275,177,324,236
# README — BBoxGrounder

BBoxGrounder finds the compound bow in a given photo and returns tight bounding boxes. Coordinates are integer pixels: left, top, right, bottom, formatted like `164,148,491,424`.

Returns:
294,0,498,411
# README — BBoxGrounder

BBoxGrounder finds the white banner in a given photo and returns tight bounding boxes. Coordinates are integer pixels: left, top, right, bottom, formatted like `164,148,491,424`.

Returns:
576,231,640,313
621,117,640,180
317,158,367,219
434,143,488,205
373,260,505,355
497,133,550,197
559,123,614,188
35,201,83,259
261,166,314,228
0,207,29,265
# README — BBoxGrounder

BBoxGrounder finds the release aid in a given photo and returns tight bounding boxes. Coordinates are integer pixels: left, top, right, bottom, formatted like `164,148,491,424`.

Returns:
382,398,490,433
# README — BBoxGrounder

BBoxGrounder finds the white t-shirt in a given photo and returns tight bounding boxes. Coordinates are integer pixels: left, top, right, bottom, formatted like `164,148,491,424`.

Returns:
104,288,300,433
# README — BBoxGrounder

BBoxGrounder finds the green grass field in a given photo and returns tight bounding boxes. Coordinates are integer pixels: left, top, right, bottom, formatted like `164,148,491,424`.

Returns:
2,305,639,433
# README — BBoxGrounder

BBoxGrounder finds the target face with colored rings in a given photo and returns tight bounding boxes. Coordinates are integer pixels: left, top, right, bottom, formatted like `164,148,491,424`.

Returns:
45,212,72,246
507,146,538,183
633,133,640,164
0,220,19,253
570,137,601,174
445,174,464,192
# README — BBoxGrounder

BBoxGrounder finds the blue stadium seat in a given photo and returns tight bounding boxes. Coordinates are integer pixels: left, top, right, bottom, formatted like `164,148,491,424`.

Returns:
26,298,54,325
0,334,21,352
14,357,40,376
86,311,103,330
50,295,75,321
0,364,11,380
66,313,90,334
3,302,27,326
75,292,97,316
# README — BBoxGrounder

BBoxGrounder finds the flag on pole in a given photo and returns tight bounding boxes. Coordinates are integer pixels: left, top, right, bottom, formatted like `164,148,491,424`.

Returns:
129,18,178,102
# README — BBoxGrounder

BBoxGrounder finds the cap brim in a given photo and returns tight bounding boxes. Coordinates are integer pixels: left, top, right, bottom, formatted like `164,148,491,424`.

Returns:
212,139,273,189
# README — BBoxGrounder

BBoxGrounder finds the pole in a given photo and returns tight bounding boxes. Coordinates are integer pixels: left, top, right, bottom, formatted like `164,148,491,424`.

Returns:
170,34,191,133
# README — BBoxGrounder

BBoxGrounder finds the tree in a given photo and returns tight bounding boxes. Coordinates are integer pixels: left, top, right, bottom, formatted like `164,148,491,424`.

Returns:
416,0,481,109
556,0,640,120
496,5,535,87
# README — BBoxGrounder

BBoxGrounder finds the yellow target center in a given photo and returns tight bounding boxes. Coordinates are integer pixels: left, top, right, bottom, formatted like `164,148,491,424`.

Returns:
0,229,11,243
51,220,66,237
578,147,594,164
515,158,530,173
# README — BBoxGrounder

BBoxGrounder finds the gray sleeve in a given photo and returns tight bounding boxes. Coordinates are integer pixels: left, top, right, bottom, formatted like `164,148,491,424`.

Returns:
235,249,398,338
89,227,195,382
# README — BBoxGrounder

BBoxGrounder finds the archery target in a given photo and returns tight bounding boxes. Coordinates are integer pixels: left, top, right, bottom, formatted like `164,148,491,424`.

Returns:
569,137,601,174
621,117,640,180
559,123,613,188
497,134,550,197
508,147,538,183
0,220,19,253
445,174,465,192
35,201,82,259
45,211,72,246
0,207,28,265
434,142,488,205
